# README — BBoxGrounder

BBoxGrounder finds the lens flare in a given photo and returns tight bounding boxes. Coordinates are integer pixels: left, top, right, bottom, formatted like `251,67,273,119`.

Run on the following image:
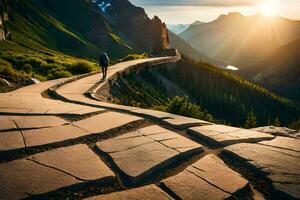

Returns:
259,1,280,16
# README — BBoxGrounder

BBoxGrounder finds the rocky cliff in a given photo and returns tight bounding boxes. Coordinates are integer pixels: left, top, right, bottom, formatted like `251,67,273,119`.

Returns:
89,0,169,53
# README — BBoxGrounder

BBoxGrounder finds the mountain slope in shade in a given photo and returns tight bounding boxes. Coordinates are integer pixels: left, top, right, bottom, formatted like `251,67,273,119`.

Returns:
241,38,300,101
169,31,225,66
169,31,209,62
89,0,169,53
167,24,190,34
180,12,300,68
3,0,169,59
5,0,138,59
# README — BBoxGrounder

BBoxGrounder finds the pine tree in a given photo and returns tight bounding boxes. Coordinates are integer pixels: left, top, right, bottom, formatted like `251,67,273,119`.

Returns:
289,118,300,130
273,117,281,127
244,111,257,128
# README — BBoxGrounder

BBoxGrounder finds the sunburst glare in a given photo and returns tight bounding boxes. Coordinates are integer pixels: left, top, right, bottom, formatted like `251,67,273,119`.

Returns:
259,0,280,16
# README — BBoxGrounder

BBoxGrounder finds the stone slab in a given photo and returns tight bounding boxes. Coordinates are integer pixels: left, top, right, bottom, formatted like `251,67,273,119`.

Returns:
58,83,94,94
163,115,211,129
97,101,138,112
27,108,49,114
163,169,230,200
146,132,179,141
0,83,102,115
23,125,88,147
68,107,105,115
252,126,297,137
29,144,114,181
0,108,31,114
115,131,141,139
224,143,300,199
162,154,249,200
73,112,142,133
14,78,67,93
132,108,174,119
0,131,25,151
189,154,248,194
10,116,68,129
259,136,300,152
45,105,87,115
188,125,274,147
0,159,80,200
192,125,241,133
0,116,16,130
137,125,169,135
101,142,178,178
161,137,203,150
57,74,100,95
98,134,153,153
85,185,172,200
96,126,202,182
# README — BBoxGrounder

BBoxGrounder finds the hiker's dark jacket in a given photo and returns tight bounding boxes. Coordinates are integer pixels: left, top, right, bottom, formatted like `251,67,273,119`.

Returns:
99,53,109,67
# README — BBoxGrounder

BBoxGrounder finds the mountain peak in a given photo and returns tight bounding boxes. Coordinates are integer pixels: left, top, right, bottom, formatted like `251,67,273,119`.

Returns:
192,21,204,25
216,12,244,21
167,24,190,35
88,0,169,52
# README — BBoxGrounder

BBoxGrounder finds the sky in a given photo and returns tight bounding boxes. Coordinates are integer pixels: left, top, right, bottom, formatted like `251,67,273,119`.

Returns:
130,0,300,24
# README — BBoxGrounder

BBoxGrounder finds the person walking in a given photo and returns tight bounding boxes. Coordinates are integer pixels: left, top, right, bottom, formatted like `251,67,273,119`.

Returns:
99,52,110,80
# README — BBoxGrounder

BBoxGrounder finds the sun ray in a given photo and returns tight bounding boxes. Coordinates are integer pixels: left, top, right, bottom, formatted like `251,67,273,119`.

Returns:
259,0,280,16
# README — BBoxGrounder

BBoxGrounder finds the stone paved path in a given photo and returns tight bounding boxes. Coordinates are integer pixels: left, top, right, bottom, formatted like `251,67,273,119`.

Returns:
223,138,300,199
96,125,202,184
85,185,172,200
0,78,105,115
161,154,249,200
0,56,299,200
0,144,114,200
188,125,275,147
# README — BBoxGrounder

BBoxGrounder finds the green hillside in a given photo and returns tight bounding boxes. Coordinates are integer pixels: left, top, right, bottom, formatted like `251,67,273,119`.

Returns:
0,0,139,81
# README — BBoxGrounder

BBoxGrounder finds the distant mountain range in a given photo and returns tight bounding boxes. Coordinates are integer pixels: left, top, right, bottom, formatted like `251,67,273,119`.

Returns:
180,12,300,68
167,21,205,35
167,20,227,65
179,12,300,102
167,24,190,35
169,31,208,62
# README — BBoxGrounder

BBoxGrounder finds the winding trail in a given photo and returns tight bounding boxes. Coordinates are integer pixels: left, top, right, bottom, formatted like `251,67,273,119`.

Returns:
0,55,299,200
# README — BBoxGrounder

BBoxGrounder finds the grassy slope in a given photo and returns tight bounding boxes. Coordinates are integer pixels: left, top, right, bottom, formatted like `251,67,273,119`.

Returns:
0,0,139,81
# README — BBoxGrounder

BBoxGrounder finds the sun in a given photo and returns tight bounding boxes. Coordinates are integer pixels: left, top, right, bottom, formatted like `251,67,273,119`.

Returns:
259,1,279,16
